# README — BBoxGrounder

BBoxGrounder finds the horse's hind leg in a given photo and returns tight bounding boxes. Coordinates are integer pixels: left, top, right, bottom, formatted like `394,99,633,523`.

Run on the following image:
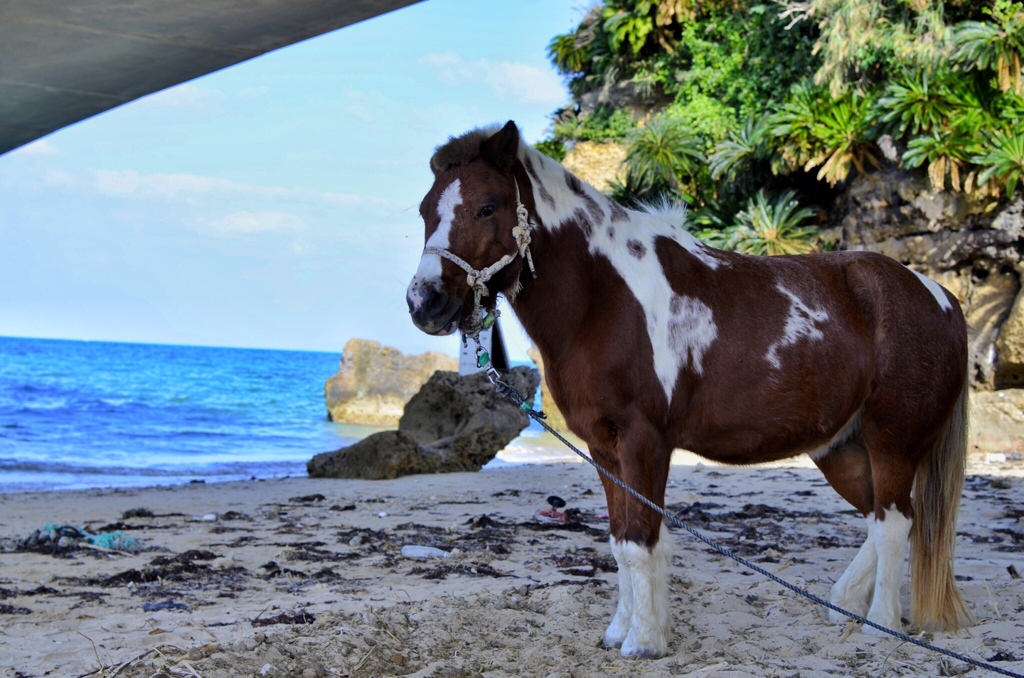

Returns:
814,442,877,623
861,440,918,635
595,418,672,658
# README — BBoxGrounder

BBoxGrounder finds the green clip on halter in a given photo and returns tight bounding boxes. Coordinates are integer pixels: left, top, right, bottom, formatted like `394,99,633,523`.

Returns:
422,180,538,341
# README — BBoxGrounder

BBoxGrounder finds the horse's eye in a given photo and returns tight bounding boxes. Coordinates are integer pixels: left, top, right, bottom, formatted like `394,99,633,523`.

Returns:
475,205,495,219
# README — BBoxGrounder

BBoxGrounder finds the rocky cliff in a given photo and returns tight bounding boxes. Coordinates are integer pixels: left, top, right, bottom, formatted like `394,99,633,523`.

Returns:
324,338,457,427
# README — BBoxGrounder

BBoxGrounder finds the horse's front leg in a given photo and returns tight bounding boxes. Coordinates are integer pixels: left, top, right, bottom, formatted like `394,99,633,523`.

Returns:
595,417,673,658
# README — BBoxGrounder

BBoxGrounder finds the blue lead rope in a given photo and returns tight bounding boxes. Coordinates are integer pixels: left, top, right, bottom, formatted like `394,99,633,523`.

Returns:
479,352,1024,678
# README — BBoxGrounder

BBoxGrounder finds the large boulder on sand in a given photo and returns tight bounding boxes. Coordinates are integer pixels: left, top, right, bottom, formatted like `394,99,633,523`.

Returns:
324,338,457,427
308,367,540,480
970,388,1024,454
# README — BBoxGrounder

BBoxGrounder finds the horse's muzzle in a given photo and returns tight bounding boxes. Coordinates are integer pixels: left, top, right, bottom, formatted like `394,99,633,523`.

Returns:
407,285,462,336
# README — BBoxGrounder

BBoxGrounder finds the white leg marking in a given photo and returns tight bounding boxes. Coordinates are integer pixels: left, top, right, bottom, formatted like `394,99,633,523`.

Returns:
863,507,912,635
604,537,634,648
908,267,953,311
829,517,877,623
619,524,671,658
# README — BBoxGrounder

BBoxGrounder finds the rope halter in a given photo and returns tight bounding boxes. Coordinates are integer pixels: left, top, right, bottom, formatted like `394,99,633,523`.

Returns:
422,180,538,338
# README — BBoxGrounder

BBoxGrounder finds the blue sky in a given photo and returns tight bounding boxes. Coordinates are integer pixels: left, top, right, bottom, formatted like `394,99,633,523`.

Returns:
0,0,584,359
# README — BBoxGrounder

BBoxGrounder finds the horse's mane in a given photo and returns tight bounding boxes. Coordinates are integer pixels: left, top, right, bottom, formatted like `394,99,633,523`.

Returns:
638,199,690,231
429,124,504,174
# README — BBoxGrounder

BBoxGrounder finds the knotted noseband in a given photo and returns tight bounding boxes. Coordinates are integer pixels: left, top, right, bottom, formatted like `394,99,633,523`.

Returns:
423,180,538,339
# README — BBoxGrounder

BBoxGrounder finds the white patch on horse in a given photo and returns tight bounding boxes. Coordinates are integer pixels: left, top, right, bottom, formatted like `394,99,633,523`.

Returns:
611,525,671,658
829,516,877,623
668,295,717,377
765,285,829,369
517,147,584,229
806,409,862,460
411,179,462,289
863,506,911,635
517,141,721,402
908,267,953,312
643,203,724,270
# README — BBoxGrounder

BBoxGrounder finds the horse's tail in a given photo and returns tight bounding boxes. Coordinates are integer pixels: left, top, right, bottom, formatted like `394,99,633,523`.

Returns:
910,379,972,631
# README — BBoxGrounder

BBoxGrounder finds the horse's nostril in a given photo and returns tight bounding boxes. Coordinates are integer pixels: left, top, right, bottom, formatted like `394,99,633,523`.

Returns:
425,288,449,315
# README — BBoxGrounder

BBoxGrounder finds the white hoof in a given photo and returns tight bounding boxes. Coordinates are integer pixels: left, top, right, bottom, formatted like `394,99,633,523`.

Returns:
603,613,630,648
862,608,903,637
829,581,872,624
621,628,667,659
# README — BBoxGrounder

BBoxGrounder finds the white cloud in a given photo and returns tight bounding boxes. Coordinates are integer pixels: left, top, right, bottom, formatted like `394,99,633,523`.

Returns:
345,103,376,123
288,241,311,255
420,52,567,105
208,211,304,234
90,170,289,200
136,83,226,110
81,169,380,208
11,139,59,157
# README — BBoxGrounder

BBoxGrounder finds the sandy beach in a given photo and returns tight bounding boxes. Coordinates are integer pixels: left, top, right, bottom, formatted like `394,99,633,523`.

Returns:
2,454,1022,678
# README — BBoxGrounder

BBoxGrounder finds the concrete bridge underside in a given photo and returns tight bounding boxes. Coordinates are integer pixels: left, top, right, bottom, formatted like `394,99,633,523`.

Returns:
0,0,421,155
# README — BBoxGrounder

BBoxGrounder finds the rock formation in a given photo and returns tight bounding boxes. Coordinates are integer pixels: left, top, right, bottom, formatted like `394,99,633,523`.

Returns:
308,367,541,480
324,338,457,427
562,141,627,193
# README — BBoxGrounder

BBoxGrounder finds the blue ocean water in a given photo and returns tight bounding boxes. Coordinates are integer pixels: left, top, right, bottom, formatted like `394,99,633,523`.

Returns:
0,336,381,493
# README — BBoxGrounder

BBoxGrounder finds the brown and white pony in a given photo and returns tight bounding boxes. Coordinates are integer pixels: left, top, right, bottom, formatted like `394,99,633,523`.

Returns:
406,121,970,658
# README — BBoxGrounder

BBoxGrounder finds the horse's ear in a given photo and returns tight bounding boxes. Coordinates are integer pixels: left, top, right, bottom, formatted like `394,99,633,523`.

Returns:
480,121,520,174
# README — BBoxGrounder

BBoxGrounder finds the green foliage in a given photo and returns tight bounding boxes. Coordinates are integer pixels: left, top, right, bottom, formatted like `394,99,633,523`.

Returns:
769,83,822,172
623,114,705,200
709,116,772,181
538,0,1024,222
534,138,567,163
603,2,657,56
698,190,819,255
904,131,981,191
552,107,637,143
878,70,956,136
767,85,880,185
807,91,881,185
953,0,1024,94
975,127,1024,195
548,31,590,76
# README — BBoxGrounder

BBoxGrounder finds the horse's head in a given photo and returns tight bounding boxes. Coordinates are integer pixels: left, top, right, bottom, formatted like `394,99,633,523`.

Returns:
406,121,530,336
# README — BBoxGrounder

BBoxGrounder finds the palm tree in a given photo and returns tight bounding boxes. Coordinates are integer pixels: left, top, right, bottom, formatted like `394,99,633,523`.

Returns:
953,0,1024,95
878,70,956,136
727,190,819,256
806,91,881,185
904,131,980,191
975,127,1024,196
548,30,590,76
770,83,821,173
709,116,772,181
623,114,705,197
